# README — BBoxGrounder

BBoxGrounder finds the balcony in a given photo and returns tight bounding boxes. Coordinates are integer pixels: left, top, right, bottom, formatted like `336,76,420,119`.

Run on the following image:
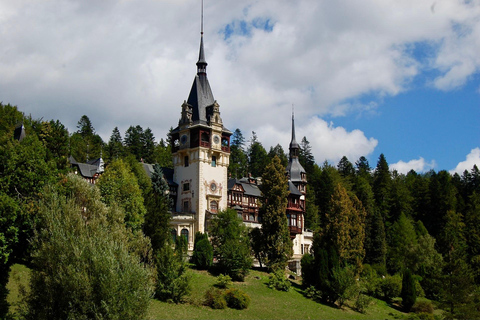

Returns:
289,226,302,234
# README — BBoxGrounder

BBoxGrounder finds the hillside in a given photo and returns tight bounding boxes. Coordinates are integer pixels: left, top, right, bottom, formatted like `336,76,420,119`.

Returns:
8,264,412,320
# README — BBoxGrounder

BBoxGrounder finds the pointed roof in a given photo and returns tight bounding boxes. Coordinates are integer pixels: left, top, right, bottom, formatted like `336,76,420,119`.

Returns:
286,111,306,183
289,112,299,150
186,32,215,124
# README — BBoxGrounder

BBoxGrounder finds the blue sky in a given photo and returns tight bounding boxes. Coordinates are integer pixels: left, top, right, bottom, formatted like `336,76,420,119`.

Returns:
0,0,479,174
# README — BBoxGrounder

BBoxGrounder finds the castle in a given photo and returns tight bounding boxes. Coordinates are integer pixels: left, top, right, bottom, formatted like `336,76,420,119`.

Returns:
165,22,313,265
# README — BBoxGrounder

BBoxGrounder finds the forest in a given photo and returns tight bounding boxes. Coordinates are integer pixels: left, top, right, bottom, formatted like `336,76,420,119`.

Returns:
1,102,479,319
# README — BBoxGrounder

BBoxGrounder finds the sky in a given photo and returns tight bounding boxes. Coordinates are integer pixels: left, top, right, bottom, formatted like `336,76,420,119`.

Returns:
1,0,479,175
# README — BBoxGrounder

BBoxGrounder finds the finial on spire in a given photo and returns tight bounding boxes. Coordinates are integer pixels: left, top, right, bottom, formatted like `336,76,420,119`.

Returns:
201,0,204,35
197,0,207,74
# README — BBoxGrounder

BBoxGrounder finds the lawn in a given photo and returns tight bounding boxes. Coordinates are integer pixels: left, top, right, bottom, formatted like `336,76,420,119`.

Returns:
7,264,408,319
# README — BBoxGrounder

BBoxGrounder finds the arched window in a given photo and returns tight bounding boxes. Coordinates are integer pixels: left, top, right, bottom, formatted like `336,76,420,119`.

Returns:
171,229,177,243
181,228,189,242
210,200,218,213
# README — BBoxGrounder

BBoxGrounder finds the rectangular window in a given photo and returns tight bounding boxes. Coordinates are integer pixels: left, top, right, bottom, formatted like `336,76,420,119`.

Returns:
211,155,216,167
183,183,190,192
184,156,189,167
183,200,189,212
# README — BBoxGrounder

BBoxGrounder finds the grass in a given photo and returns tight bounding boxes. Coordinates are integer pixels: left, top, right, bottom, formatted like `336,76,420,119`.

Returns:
7,264,409,319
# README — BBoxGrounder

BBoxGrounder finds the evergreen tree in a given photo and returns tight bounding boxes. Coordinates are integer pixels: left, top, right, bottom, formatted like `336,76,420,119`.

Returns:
387,213,418,274
401,269,416,312
373,154,392,224
106,126,123,162
324,183,366,270
355,156,371,180
260,156,292,271
154,138,173,169
268,144,288,168
143,164,171,252
209,209,252,281
97,159,146,230
228,128,248,178
191,232,213,270
337,156,355,189
124,125,144,160
38,120,70,172
142,128,156,163
247,131,268,177
70,115,103,162
299,136,315,176
389,171,413,223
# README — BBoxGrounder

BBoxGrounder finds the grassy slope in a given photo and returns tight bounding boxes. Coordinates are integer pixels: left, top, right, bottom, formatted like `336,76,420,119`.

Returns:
147,269,405,320
8,264,406,319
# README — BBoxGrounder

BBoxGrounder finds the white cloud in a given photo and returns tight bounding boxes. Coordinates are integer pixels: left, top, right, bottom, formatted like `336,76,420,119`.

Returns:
391,157,436,175
0,0,478,157
256,117,378,165
450,148,480,174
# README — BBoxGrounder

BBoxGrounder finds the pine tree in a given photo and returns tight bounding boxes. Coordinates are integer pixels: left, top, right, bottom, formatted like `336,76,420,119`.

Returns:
192,232,213,270
268,144,288,168
260,155,292,271
228,128,248,178
247,131,268,177
401,268,416,312
299,136,315,176
373,154,391,224
144,164,171,252
106,127,123,162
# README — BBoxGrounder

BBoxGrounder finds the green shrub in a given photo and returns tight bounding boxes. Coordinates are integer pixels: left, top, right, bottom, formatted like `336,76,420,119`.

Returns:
204,287,227,309
304,286,319,299
401,269,416,312
267,269,291,292
224,288,251,310
215,274,232,289
354,294,373,314
380,274,402,302
192,232,213,270
411,300,434,314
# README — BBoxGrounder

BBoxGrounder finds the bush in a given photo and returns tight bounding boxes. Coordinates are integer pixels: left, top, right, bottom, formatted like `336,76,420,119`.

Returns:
224,288,251,310
354,294,373,314
22,177,154,320
380,274,402,302
154,244,191,303
411,300,434,314
204,287,227,309
215,274,232,289
192,232,213,270
267,269,291,292
401,269,417,312
331,265,356,307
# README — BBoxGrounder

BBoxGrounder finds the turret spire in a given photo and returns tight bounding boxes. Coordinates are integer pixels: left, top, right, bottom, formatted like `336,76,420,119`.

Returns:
196,0,207,74
289,108,299,156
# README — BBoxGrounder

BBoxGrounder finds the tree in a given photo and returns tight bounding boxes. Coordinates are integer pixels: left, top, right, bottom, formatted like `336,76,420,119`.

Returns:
97,159,146,230
401,269,416,312
38,120,70,172
77,115,95,137
106,126,124,162
0,193,20,317
373,154,391,224
142,128,156,163
387,213,418,274
124,125,144,160
299,136,315,176
228,128,248,178
355,156,371,179
324,183,366,270
209,209,252,281
23,174,154,319
191,232,213,270
337,156,355,188
260,156,292,271
70,115,103,162
143,164,171,252
249,227,266,268
268,144,288,168
154,243,190,303
247,131,268,177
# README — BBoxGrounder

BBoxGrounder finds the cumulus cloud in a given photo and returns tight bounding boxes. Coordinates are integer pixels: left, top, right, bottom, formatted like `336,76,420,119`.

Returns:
390,157,436,175
256,117,378,165
450,148,480,174
0,0,478,164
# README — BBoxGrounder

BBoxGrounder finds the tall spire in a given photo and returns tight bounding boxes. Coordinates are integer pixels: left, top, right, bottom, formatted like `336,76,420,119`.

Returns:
289,108,299,155
196,0,207,75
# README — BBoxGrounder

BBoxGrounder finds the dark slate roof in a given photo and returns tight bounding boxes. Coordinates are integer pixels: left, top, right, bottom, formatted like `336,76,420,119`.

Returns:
286,158,306,183
228,178,261,197
187,75,215,123
74,163,99,178
288,181,302,196
14,123,26,142
142,163,178,187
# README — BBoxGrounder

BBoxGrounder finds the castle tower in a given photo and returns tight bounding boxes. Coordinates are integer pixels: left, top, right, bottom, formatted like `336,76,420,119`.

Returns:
170,12,231,241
